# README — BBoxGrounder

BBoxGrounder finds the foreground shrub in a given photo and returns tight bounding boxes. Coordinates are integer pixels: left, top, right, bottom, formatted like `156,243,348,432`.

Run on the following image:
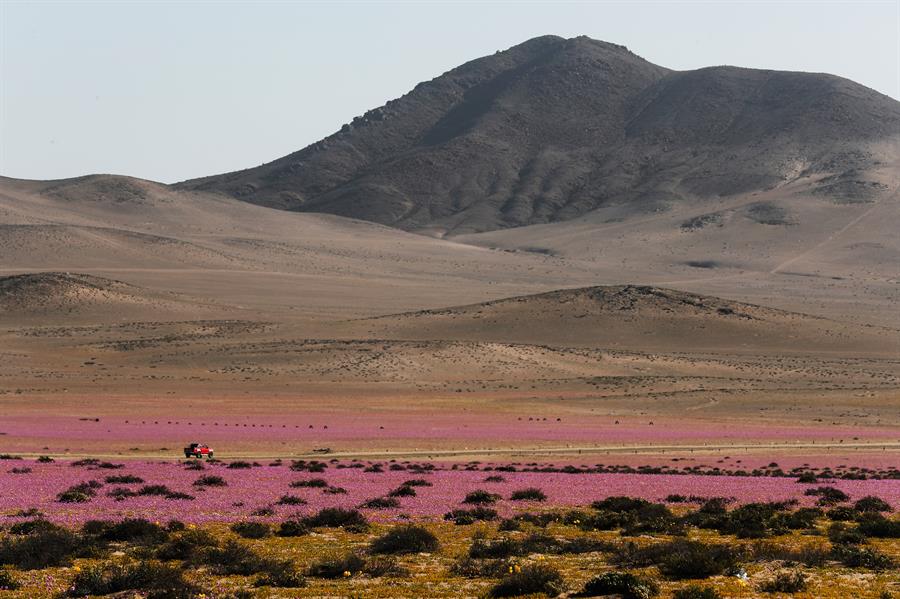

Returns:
804,486,849,506
67,560,200,598
307,552,366,578
759,570,806,593
195,539,271,575
450,557,513,578
659,540,739,579
672,585,722,599
577,571,659,599
231,521,270,539
0,569,20,591
510,488,547,502
301,507,368,531
254,559,307,588
832,544,894,570
463,490,501,505
0,527,80,569
388,485,417,497
96,518,167,544
157,529,218,560
276,520,310,537
276,494,307,505
854,496,892,513
488,564,565,598
858,514,900,538
370,525,439,554
444,507,498,525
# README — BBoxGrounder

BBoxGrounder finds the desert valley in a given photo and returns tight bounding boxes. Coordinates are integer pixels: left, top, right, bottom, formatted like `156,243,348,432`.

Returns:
0,33,898,598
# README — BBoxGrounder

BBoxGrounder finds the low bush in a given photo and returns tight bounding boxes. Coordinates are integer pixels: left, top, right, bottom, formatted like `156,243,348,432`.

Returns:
276,494,307,505
370,525,439,554
193,475,227,487
759,570,806,593
9,519,58,535
67,560,200,598
0,526,80,569
107,487,138,501
832,544,894,570
577,571,659,599
0,569,19,591
300,507,368,531
254,559,306,588
449,557,513,578
510,488,547,502
359,496,400,509
402,478,432,487
96,519,168,544
463,490,501,505
194,539,271,575
857,514,900,538
275,520,309,537
828,522,866,545
388,485,416,497
673,585,722,599
659,540,740,579
231,521,270,539
484,475,505,483
826,506,857,521
306,552,366,578
227,461,253,469
157,529,218,560
804,486,849,506
290,478,328,488
488,564,566,598
138,484,173,496
854,496,892,513
444,507,499,525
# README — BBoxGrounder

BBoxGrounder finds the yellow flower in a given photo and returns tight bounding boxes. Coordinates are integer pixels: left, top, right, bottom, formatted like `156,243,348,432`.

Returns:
72,566,81,572
343,570,351,577
508,566,514,573
514,565,521,573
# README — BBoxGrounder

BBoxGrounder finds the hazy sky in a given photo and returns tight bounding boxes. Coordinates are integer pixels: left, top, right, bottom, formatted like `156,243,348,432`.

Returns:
2,1,898,183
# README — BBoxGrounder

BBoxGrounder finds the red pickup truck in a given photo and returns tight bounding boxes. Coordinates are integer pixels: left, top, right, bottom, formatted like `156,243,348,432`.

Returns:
184,443,214,459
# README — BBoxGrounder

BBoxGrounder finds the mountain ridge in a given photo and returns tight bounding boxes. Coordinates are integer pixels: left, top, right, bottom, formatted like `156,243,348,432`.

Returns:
177,35,900,235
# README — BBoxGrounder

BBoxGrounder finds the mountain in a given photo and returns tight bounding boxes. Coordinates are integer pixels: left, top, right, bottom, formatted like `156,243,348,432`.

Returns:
179,35,900,235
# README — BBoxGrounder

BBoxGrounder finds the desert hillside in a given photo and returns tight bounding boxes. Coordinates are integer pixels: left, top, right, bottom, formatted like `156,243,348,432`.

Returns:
179,35,900,235
361,285,899,354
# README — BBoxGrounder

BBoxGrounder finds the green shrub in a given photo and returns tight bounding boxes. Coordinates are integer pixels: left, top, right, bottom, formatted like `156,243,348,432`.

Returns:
463,490,501,505
858,514,900,538
854,496,892,513
67,560,200,598
276,520,310,537
0,569,19,591
300,507,368,531
231,521,270,539
832,544,894,570
289,478,328,488
488,564,566,598
306,552,366,578
510,487,547,502
254,559,306,588
759,570,806,593
673,585,721,599
156,529,218,560
276,494,307,505
193,475,227,487
105,474,144,484
444,507,499,525
577,571,659,599
0,526,80,569
359,496,400,509
370,525,439,554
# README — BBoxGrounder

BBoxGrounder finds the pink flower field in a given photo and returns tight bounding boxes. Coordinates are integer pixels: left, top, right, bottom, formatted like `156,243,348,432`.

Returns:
1,459,896,525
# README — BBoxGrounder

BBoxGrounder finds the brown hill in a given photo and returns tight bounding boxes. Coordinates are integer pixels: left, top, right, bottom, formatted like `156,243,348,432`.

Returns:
362,285,898,354
0,272,224,323
179,35,900,235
